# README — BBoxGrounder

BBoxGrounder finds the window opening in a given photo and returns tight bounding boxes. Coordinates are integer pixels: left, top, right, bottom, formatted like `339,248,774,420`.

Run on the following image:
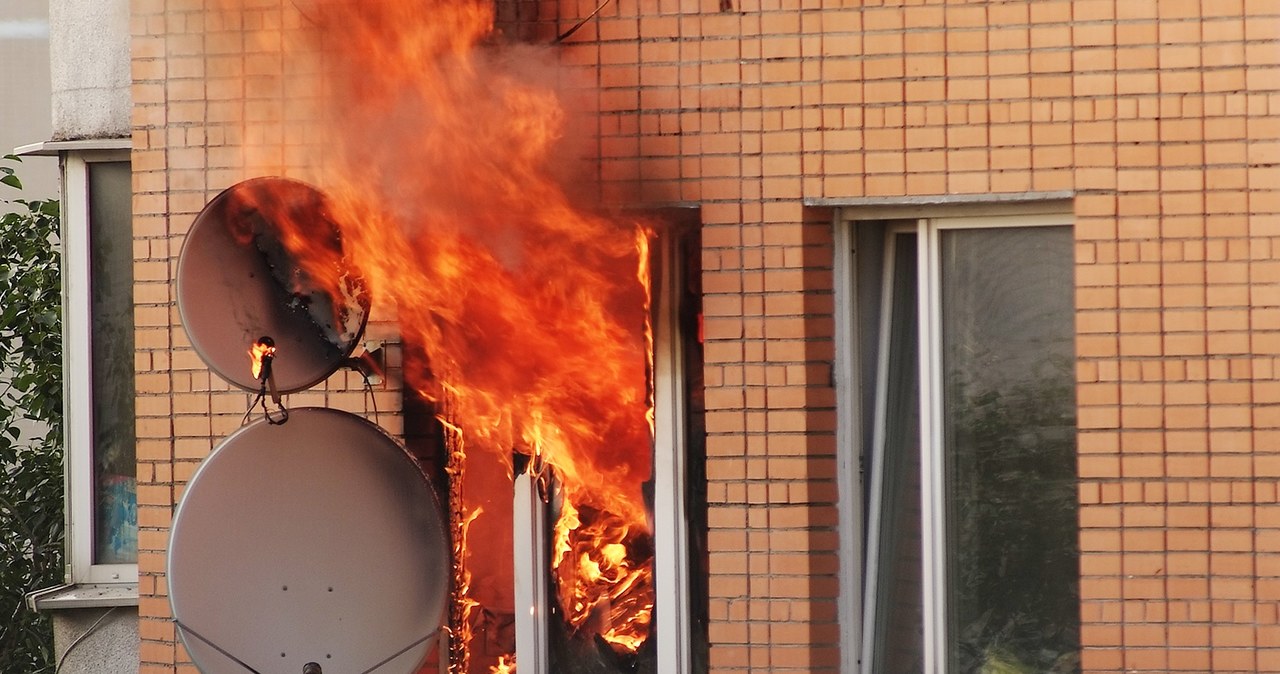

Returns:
410,217,706,674
64,152,137,584
854,215,1078,674
86,160,136,566
543,219,705,674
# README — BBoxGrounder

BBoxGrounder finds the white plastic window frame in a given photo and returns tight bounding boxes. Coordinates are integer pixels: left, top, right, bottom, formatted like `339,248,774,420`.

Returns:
63,150,138,585
834,207,1072,674
651,230,694,674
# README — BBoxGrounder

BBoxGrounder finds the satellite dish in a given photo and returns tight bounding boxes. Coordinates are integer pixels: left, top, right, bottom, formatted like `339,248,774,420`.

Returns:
176,177,370,394
169,408,448,674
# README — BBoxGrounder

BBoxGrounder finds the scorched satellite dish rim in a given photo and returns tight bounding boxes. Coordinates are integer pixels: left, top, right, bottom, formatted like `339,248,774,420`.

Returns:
168,408,448,674
175,176,370,394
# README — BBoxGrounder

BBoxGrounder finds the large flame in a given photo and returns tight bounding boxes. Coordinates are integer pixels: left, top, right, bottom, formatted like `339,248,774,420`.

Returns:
214,0,658,664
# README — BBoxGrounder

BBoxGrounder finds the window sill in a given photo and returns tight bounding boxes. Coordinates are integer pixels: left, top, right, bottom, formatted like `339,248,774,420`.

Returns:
26,583,140,611
13,137,131,156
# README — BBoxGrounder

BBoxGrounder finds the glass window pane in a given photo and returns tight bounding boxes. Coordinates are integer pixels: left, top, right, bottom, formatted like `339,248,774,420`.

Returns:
940,226,1078,673
867,232,923,673
89,160,137,565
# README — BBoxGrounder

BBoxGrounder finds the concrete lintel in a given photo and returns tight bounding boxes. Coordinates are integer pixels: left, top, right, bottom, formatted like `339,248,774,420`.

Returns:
805,190,1075,209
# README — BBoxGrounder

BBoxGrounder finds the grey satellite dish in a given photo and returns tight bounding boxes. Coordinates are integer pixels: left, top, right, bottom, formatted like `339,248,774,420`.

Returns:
169,408,449,674
177,177,370,394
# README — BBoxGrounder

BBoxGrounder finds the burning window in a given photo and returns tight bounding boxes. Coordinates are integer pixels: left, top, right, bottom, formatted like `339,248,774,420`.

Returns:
541,221,707,674
401,221,706,674
185,2,712,670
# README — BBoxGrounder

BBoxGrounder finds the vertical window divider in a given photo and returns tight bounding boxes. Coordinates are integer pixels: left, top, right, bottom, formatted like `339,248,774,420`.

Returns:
653,232,691,674
513,468,550,674
63,153,96,584
918,219,947,674
832,214,862,674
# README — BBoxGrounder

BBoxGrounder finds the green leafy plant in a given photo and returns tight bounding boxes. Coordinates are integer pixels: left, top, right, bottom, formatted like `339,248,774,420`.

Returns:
0,156,64,674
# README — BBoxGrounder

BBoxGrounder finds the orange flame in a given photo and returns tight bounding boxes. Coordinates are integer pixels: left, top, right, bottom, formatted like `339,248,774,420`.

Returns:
452,505,484,673
248,339,276,380
215,0,659,661
489,655,515,674
552,497,654,652
439,413,485,674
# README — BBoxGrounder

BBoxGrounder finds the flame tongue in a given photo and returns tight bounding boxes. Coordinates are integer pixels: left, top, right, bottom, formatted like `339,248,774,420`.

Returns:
553,498,654,653
248,337,276,381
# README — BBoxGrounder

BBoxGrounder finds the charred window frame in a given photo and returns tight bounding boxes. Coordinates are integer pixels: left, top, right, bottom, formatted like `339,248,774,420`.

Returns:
835,208,1078,674
63,150,137,585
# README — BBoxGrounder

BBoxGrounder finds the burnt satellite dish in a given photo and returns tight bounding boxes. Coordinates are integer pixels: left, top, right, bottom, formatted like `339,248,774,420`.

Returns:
177,177,369,394
169,408,448,674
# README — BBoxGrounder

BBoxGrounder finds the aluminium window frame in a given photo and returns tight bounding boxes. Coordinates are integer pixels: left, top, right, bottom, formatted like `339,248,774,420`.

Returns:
834,204,1073,674
63,149,138,585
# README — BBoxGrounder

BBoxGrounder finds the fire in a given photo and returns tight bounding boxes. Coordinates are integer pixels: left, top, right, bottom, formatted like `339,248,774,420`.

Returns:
489,655,515,674
451,503,484,674
552,494,654,652
212,0,660,666
439,413,484,674
248,337,275,381
225,181,370,351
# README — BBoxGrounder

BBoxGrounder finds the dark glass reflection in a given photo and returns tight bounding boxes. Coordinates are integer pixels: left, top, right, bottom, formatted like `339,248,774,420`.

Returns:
89,161,137,565
940,226,1079,673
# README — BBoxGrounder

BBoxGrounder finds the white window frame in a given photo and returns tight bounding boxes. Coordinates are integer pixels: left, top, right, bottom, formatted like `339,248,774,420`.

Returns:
835,206,1072,674
651,230,694,674
63,149,138,584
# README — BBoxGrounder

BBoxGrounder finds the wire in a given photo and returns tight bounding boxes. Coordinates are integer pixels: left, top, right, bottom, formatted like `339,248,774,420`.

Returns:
364,373,380,426
240,391,290,426
553,0,615,43
290,0,322,26
55,607,118,673
240,393,259,426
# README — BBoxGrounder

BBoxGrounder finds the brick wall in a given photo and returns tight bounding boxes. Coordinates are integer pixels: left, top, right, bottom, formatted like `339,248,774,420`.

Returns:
131,0,1280,672
132,5,395,672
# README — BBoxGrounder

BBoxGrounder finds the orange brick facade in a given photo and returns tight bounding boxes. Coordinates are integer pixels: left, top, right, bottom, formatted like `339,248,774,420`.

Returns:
130,0,1280,672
